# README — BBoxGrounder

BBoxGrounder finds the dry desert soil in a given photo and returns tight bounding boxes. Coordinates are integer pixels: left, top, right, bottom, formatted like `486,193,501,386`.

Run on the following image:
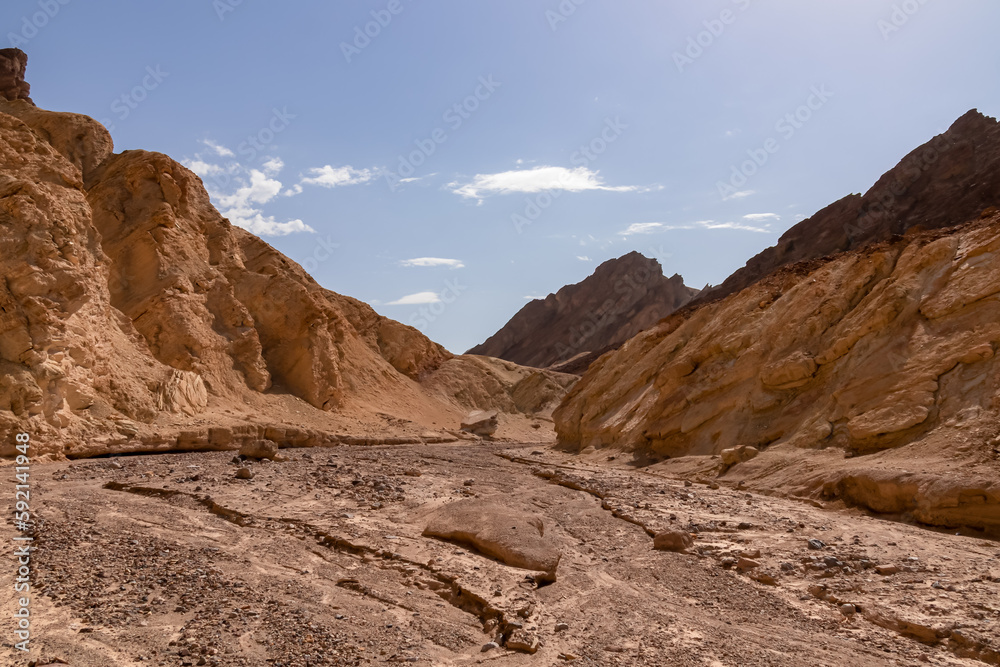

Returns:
3,441,999,667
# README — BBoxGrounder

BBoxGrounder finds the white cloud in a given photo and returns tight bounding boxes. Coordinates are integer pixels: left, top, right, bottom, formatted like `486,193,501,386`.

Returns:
184,159,230,178
262,157,285,176
577,256,592,262
523,295,546,300
283,184,304,197
399,258,465,269
301,165,374,188
743,213,780,222
226,211,315,237
185,144,313,237
450,166,646,200
201,138,234,157
386,291,441,306
218,169,283,209
723,189,756,201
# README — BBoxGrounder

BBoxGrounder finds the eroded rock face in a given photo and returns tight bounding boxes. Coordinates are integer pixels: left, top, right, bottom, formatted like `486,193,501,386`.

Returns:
697,110,1000,304
0,48,31,103
0,52,573,457
468,252,698,371
555,212,1000,533
556,218,1000,456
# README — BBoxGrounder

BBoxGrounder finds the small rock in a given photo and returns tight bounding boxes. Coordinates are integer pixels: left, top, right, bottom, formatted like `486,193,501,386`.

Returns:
653,530,694,553
463,479,474,486
736,557,760,572
780,562,796,572
235,467,254,480
807,539,825,550
840,604,857,616
481,642,500,653
875,564,900,576
506,629,540,654
555,622,569,632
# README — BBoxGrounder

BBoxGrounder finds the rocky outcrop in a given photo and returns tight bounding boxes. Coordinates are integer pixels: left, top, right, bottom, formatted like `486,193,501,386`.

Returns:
696,110,1000,304
469,252,698,370
0,48,31,103
555,212,1000,534
0,53,572,458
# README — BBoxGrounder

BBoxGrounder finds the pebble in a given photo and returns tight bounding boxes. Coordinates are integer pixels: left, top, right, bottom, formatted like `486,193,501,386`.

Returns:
235,468,254,480
807,539,825,550
555,622,569,632
481,641,500,653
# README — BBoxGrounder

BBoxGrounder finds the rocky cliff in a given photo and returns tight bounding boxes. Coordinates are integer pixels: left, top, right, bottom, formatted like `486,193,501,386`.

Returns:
0,51,574,458
555,115,1000,536
468,252,698,371
696,110,1000,304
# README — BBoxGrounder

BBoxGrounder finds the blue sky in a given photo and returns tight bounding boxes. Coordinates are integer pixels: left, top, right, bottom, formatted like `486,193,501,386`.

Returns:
5,0,999,353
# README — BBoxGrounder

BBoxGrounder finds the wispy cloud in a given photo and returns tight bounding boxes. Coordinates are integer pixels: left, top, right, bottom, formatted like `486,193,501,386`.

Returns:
399,258,465,269
449,166,649,201
201,138,234,157
386,291,441,306
742,213,780,222
619,222,695,236
523,295,546,300
300,165,374,188
576,255,592,262
618,219,771,236
722,189,755,201
700,220,770,233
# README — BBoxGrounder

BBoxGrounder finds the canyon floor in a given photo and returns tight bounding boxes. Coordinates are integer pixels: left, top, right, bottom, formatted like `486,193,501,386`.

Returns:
3,441,1000,667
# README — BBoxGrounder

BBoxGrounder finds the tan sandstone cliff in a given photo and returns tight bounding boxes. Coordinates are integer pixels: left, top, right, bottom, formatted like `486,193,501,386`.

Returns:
0,50,573,458
555,114,1000,536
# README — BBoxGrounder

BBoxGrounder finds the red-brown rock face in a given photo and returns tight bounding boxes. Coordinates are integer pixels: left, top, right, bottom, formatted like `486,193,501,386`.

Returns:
0,48,32,103
468,252,698,371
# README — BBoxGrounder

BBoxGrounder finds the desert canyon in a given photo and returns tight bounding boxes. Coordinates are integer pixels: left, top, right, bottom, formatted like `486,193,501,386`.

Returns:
1,47,1000,667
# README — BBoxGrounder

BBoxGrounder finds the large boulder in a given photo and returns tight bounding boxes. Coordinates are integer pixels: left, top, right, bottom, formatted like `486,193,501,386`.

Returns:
460,410,499,437
422,500,562,579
